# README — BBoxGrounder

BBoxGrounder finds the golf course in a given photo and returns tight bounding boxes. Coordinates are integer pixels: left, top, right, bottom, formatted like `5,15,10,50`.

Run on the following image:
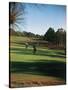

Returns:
9,2,66,88
10,36,66,88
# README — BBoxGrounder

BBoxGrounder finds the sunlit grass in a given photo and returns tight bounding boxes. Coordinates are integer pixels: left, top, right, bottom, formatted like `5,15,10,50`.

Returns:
10,53,65,62
10,36,66,63
10,44,65,62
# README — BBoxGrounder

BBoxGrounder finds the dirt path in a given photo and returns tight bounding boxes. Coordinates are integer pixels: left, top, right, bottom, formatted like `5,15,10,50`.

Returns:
10,73,65,88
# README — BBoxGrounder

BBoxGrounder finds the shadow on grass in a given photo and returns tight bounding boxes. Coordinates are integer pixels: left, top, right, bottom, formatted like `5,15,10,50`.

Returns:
11,47,66,58
10,60,66,81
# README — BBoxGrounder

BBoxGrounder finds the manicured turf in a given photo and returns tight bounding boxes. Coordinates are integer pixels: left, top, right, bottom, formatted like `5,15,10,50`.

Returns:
10,44,65,62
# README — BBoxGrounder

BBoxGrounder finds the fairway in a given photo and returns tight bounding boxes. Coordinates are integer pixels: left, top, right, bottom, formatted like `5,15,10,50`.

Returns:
10,36,66,87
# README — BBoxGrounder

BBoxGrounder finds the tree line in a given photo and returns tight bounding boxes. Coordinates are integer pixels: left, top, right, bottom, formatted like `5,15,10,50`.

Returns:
43,27,66,50
10,27,66,49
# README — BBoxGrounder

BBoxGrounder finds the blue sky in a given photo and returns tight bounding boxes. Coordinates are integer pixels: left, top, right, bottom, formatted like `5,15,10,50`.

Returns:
21,3,66,35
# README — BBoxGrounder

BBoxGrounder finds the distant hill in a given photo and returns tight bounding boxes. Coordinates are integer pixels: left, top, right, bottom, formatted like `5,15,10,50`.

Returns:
9,29,42,38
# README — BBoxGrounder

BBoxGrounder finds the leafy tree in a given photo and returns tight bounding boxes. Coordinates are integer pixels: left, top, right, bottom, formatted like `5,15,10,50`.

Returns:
44,27,56,43
56,28,66,46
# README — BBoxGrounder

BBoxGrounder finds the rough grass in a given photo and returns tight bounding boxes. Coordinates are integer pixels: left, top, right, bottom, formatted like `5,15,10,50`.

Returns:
10,73,65,88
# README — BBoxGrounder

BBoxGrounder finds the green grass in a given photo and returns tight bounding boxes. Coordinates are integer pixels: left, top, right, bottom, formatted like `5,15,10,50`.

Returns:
10,36,66,82
10,36,66,63
11,54,65,62
10,44,65,62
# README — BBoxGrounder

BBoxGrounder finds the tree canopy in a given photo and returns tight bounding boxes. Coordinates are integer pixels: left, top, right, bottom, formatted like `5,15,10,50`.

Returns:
44,27,56,43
